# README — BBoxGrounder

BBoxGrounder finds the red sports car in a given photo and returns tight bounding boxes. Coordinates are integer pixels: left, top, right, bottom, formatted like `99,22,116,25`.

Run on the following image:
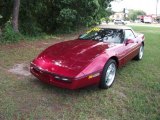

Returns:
30,25,145,89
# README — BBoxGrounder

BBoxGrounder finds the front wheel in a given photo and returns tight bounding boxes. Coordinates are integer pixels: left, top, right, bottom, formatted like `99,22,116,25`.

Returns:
134,44,144,60
99,59,117,89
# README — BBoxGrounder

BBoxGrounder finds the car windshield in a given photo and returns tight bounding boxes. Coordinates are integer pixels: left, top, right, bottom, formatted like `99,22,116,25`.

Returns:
79,28,124,43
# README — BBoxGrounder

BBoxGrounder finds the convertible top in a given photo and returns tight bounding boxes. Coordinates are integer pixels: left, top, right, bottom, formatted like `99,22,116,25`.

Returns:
98,25,132,30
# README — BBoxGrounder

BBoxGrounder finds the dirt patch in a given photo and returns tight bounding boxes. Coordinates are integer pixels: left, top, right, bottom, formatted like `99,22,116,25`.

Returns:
8,63,31,76
112,89,127,99
117,91,127,98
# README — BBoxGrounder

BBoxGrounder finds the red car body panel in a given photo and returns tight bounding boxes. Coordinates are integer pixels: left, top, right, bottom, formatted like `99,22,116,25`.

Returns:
30,27,144,89
30,62,101,89
32,40,110,78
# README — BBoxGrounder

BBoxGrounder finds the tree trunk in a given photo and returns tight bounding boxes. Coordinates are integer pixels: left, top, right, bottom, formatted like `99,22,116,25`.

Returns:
12,0,20,33
0,28,2,37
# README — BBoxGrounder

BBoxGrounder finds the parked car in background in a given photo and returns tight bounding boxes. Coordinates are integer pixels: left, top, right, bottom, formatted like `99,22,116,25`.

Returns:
114,19,126,25
134,19,141,23
144,16,152,23
30,25,145,90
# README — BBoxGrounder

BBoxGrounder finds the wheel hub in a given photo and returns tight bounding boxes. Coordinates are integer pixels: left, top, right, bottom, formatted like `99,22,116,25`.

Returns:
139,46,144,59
105,63,116,86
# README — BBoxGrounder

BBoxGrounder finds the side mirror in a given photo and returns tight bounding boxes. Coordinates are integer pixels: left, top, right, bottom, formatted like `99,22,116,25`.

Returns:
125,39,134,45
78,34,83,38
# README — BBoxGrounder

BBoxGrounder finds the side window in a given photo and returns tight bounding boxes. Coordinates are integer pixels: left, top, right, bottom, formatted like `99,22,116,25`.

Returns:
125,30,135,40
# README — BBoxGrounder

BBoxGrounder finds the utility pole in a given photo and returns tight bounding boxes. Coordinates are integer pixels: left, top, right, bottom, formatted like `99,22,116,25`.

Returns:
156,0,159,17
123,8,126,20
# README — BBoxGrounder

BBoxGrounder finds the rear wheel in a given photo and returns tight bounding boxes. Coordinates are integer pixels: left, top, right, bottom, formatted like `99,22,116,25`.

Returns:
99,59,117,89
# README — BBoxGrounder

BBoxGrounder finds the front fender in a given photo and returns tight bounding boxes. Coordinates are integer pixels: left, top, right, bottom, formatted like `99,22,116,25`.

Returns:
81,53,111,76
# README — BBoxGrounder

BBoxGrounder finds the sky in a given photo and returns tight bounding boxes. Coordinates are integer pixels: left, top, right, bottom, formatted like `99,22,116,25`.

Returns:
111,0,160,15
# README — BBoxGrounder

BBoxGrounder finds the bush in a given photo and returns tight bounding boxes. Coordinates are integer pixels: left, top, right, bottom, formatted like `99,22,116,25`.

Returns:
20,21,42,36
56,8,77,32
0,21,22,43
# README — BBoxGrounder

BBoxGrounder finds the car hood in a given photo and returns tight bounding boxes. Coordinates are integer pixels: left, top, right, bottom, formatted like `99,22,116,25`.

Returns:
33,39,112,77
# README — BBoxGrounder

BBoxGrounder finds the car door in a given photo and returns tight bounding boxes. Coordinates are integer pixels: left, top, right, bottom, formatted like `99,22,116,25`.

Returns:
109,30,127,67
123,29,139,62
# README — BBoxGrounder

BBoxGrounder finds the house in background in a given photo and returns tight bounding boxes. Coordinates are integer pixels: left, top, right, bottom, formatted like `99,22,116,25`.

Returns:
110,12,125,21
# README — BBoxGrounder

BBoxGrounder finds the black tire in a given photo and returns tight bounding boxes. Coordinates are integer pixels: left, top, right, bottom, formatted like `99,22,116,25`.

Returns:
134,44,144,60
99,59,117,89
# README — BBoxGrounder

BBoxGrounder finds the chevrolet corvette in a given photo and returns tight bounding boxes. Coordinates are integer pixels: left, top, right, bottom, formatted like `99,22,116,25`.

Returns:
30,25,145,89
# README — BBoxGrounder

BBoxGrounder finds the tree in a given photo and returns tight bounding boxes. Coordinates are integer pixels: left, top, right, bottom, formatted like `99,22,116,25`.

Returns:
128,10,146,21
12,0,20,32
1,0,113,35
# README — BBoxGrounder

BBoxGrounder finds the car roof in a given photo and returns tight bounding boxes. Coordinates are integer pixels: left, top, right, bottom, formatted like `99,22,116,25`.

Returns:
98,25,132,30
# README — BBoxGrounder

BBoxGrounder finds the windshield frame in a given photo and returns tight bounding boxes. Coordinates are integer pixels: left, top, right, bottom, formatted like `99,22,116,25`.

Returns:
79,28,125,44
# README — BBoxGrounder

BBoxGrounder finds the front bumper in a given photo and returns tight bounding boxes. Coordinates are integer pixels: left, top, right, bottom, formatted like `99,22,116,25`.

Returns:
30,63,100,89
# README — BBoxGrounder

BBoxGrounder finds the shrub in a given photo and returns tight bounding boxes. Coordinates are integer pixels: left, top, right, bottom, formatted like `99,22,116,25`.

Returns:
0,21,22,43
56,8,77,32
20,21,42,36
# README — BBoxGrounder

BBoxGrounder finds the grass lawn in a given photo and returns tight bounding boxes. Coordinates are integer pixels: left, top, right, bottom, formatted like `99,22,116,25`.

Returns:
0,26,160,120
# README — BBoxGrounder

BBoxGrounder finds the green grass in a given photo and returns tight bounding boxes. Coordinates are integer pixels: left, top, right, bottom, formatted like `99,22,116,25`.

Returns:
0,26,160,120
